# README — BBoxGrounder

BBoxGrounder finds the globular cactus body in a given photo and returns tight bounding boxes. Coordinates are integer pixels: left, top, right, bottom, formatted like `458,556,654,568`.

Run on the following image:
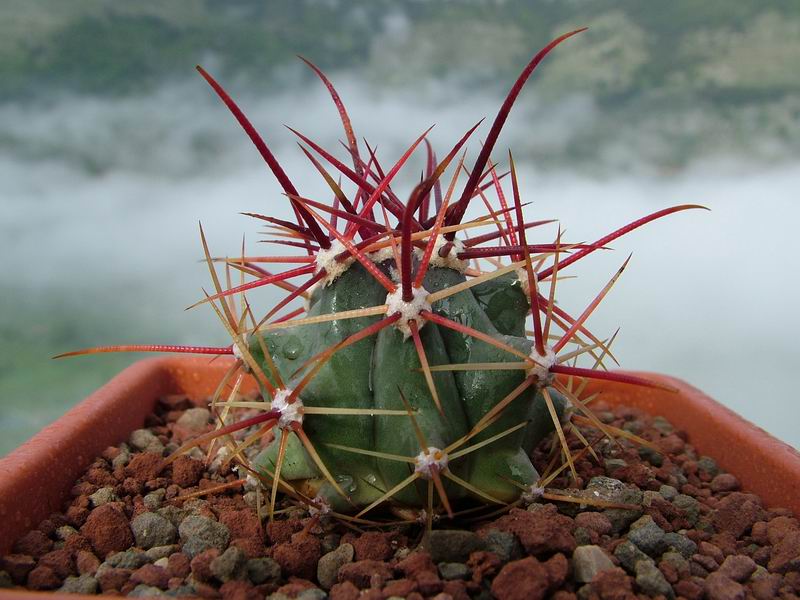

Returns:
249,259,565,510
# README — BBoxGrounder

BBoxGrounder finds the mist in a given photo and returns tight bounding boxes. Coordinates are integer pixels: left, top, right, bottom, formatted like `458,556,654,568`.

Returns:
2,75,799,454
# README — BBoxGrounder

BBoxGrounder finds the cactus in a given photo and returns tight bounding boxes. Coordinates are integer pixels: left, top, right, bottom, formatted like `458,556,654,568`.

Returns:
59,30,703,521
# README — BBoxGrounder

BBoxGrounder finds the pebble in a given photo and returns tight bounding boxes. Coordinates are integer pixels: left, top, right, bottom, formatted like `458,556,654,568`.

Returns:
489,505,576,556
626,515,666,557
129,429,165,454
14,530,53,558
638,446,664,467
574,512,612,536
585,477,643,533
658,484,678,501
697,456,720,477
171,456,205,488
55,525,78,541
89,486,119,507
296,589,326,600
635,559,675,599
27,565,60,590
661,551,689,572
662,531,697,558
491,556,550,600
438,562,469,580
145,545,179,561
704,571,745,600
710,473,740,492
480,530,520,562
156,506,190,528
320,534,341,555
58,574,99,594
712,492,763,538
111,445,132,469
131,512,177,549
642,490,661,507
573,527,594,546
128,583,165,597
106,549,150,570
652,416,674,434
81,504,134,558
603,458,628,473
672,494,700,526
614,540,652,574
178,515,230,558
572,545,615,583
426,530,485,563
768,529,800,572
338,559,392,588
752,573,783,599
316,543,354,590
143,489,166,511
718,554,756,582
210,546,246,582
176,408,211,431
246,557,281,585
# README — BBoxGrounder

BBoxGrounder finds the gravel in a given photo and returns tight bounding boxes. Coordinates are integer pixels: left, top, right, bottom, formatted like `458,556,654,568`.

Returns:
131,513,177,550
663,531,697,558
626,515,667,556
4,396,799,599
209,546,246,581
572,545,615,583
175,408,210,431
438,561,469,580
58,574,99,594
316,542,353,589
635,559,675,599
105,549,150,570
246,557,281,585
480,529,521,562
128,429,165,454
89,487,119,508
177,516,229,558
426,529,485,562
127,583,165,597
614,540,653,573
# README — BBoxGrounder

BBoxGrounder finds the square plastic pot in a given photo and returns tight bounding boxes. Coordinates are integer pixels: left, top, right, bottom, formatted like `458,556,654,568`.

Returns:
1,356,799,597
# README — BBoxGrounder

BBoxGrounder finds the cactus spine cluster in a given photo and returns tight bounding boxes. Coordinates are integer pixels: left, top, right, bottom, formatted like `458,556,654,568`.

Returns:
60,29,701,521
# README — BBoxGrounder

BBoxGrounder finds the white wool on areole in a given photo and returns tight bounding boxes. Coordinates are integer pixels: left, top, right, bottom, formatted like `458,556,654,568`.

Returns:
414,447,449,479
528,344,556,385
271,387,304,429
308,493,332,517
385,285,431,338
315,240,355,286
522,484,545,504
428,236,468,272
367,245,398,265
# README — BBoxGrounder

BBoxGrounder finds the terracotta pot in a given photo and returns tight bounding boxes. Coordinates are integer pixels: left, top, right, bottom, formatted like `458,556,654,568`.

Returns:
1,356,798,595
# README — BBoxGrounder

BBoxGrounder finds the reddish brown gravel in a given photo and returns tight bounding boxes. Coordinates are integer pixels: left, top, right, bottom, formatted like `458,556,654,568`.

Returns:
1,396,799,599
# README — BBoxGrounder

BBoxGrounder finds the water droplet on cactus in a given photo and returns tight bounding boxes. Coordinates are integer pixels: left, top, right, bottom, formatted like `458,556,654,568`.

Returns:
281,337,303,360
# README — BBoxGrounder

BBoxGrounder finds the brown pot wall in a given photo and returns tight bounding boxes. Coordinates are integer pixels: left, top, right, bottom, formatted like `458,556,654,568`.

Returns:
0,356,798,596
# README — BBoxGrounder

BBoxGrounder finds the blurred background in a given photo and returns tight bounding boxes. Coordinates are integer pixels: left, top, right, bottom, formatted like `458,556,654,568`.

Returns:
2,0,799,454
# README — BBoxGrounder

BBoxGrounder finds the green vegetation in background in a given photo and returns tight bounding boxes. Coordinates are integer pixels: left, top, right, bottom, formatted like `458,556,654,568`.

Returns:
3,0,800,101
1,0,799,170
0,285,226,455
